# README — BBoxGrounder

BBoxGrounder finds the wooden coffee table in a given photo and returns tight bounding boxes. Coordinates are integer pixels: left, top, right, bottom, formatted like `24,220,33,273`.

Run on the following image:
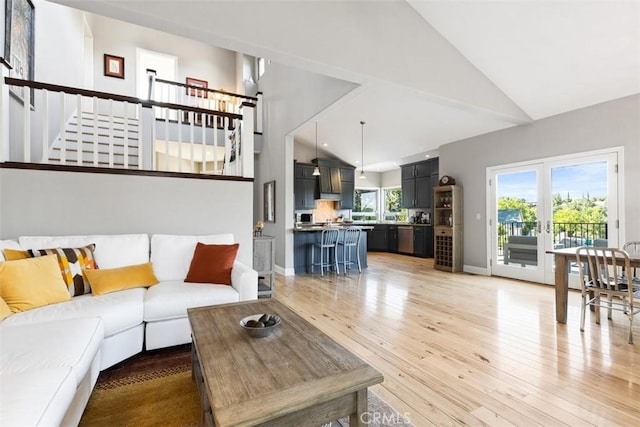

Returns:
188,299,383,427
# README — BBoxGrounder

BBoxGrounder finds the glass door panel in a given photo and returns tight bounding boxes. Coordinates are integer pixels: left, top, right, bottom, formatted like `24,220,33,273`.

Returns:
490,165,545,283
543,153,618,286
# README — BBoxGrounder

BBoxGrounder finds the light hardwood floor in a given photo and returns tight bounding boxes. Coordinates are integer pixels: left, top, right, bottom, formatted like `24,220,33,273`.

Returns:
274,252,640,426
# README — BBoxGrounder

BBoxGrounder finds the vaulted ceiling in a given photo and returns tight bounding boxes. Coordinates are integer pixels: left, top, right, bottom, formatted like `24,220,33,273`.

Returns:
56,0,640,171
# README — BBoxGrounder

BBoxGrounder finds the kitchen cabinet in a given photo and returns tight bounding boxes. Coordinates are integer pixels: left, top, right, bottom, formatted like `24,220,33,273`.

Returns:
388,225,398,252
338,167,355,210
293,229,368,274
367,225,389,251
401,158,438,209
294,163,317,210
413,226,434,258
413,227,426,257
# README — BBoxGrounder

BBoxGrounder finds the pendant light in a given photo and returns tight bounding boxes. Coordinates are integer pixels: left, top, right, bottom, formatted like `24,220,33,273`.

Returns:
359,120,367,180
312,121,321,176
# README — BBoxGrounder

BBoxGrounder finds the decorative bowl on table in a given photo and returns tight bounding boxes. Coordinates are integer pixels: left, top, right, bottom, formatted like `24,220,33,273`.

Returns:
240,314,281,338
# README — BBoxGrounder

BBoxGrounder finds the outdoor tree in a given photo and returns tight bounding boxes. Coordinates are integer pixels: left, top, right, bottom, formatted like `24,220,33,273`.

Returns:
386,189,402,212
497,197,537,222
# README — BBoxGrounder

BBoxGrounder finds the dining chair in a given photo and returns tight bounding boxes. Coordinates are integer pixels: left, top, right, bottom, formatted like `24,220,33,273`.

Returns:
576,246,640,344
623,241,640,283
309,229,340,276
338,228,362,275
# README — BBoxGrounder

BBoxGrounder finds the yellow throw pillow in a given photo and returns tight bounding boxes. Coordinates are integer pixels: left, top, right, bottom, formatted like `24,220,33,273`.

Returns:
3,249,29,261
83,263,159,296
0,296,12,320
0,255,71,313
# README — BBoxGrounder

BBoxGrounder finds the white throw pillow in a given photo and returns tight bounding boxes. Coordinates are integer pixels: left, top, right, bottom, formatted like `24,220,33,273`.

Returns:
18,234,150,268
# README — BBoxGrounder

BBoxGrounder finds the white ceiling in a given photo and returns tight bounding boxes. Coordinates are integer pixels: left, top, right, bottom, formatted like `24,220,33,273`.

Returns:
57,0,640,171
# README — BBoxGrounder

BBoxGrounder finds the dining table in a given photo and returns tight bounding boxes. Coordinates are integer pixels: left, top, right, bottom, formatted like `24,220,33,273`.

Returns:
547,247,640,323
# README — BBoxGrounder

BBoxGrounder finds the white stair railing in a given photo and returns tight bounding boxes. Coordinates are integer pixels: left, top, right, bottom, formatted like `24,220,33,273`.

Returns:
2,77,254,178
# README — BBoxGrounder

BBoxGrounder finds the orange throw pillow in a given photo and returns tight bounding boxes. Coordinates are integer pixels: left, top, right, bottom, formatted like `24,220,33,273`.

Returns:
185,243,239,285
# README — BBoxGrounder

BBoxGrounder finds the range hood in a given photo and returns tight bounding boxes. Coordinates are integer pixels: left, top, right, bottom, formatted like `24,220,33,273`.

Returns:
313,160,342,200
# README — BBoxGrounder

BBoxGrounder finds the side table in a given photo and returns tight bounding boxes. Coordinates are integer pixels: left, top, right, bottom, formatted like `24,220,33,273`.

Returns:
253,235,275,298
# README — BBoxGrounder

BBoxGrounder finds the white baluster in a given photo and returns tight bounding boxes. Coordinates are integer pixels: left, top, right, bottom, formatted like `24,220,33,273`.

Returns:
60,93,66,165
201,116,207,174
92,97,98,166
213,113,218,174
123,101,129,169
76,94,82,165
23,86,30,162
139,103,144,170
224,116,231,176
164,107,169,171
108,99,114,168
41,90,48,163
177,108,183,172
189,110,195,173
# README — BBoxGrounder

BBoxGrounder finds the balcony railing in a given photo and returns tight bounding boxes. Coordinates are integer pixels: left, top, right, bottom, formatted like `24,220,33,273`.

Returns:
497,221,608,255
1,75,257,178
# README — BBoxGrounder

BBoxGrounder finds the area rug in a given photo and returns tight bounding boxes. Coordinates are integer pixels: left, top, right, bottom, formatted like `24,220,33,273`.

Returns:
79,344,412,426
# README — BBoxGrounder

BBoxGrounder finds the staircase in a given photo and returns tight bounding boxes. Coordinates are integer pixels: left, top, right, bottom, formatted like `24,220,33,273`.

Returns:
48,111,141,168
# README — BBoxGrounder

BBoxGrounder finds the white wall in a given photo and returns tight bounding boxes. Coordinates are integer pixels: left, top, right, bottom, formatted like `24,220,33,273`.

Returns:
256,62,358,272
9,0,86,161
381,169,401,188
439,94,640,270
89,14,236,97
0,168,254,265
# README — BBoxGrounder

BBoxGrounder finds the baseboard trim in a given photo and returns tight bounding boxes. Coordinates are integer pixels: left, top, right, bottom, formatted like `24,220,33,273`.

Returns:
275,265,295,276
463,265,490,276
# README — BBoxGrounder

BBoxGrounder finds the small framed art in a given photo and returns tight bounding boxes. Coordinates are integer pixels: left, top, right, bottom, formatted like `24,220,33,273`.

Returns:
104,54,124,79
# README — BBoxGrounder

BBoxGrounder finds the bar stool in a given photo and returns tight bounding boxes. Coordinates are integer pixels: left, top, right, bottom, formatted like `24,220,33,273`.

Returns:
310,229,340,276
338,228,362,274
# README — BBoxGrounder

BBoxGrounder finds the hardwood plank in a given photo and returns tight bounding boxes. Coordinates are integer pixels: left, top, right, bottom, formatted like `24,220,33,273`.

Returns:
275,253,640,426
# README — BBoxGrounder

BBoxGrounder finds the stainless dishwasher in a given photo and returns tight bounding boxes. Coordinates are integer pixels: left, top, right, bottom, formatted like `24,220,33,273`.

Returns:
397,226,414,254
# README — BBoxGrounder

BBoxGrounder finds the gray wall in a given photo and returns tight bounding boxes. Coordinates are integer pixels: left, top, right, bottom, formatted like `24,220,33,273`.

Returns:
255,62,358,273
0,168,254,265
439,94,640,271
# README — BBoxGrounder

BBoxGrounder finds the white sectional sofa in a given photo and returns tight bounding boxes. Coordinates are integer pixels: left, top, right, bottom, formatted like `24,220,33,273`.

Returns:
0,233,258,426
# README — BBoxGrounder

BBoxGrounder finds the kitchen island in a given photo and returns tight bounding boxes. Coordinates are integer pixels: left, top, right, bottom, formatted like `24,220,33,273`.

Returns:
293,225,372,274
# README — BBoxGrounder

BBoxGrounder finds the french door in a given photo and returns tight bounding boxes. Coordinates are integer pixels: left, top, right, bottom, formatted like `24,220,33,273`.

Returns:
489,149,620,285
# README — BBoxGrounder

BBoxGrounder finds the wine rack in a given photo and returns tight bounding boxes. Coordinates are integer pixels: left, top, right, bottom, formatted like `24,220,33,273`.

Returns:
433,185,463,272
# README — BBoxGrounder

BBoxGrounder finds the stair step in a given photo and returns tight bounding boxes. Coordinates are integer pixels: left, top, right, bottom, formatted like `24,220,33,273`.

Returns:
56,135,139,146
51,147,139,157
76,112,140,126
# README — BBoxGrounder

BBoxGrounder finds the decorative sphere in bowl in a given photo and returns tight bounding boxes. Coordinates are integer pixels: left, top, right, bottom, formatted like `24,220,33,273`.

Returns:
240,314,281,338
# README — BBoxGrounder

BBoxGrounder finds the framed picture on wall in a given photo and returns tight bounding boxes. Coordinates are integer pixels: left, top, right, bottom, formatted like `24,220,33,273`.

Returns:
104,54,125,79
4,0,35,107
185,77,208,97
264,181,276,223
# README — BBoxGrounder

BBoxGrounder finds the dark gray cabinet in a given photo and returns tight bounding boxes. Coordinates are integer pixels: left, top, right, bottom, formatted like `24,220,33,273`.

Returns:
294,163,317,210
401,158,438,209
338,167,355,210
388,225,398,252
412,226,434,258
294,230,367,274
367,225,388,251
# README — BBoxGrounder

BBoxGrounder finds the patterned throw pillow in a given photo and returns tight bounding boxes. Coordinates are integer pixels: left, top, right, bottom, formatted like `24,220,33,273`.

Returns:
28,244,98,297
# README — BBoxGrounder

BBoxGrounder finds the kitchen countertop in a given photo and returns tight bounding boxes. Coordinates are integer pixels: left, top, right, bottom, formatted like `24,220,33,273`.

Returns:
293,224,375,232
351,222,433,227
